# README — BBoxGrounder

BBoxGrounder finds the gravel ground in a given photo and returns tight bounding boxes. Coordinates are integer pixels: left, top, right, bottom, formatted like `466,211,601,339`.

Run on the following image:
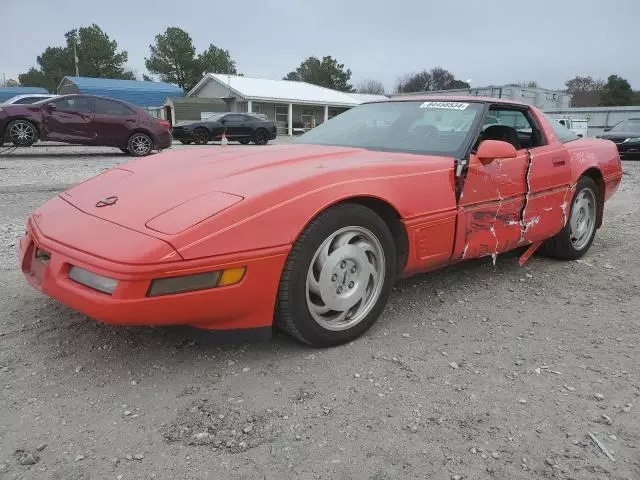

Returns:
0,145,638,480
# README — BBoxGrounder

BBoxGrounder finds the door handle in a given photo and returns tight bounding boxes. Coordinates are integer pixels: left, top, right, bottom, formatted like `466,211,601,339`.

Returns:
552,157,566,166
125,119,136,123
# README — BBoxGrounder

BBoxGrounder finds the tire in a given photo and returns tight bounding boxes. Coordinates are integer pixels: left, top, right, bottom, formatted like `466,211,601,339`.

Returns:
180,140,193,145
193,128,209,145
541,176,599,260
239,139,251,145
275,203,396,348
6,120,38,147
127,133,153,157
253,129,269,145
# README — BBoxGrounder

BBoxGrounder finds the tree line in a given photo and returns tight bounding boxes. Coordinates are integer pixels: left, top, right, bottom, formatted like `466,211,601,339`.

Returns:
8,24,640,107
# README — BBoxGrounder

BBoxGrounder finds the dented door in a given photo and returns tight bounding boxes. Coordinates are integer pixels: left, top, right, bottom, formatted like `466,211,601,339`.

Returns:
520,144,572,243
453,144,572,262
453,151,528,261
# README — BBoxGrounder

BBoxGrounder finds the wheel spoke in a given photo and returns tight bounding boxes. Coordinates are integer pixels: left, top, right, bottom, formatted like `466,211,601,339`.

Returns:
307,268,322,297
309,302,331,316
335,231,359,247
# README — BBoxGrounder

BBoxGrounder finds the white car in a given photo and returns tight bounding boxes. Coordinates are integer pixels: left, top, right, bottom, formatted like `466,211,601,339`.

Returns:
0,94,58,106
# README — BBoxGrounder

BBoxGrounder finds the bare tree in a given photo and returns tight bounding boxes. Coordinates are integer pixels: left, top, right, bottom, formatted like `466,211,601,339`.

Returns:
357,79,386,95
395,67,469,93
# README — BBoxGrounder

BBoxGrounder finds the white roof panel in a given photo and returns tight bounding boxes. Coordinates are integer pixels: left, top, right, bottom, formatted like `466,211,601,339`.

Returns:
348,93,389,103
198,74,377,107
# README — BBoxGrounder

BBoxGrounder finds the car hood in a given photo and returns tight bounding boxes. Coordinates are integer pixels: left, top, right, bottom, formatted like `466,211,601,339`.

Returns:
60,144,452,238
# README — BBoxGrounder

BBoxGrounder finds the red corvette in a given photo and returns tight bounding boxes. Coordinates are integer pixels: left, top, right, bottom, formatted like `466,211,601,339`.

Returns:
19,97,622,347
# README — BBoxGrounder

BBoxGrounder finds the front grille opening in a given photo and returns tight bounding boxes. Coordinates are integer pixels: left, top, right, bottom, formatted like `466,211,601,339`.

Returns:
35,248,51,264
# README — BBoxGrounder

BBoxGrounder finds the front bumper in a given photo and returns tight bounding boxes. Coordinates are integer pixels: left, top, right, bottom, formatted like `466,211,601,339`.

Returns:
616,143,640,158
20,218,288,330
171,127,193,142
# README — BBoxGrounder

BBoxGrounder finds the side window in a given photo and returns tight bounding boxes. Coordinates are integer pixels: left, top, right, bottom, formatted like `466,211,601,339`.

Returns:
225,114,246,122
94,99,134,116
480,107,545,149
14,97,40,104
53,97,94,113
543,113,579,143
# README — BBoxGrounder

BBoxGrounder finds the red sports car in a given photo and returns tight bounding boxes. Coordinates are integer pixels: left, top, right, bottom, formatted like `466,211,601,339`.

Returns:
19,97,623,347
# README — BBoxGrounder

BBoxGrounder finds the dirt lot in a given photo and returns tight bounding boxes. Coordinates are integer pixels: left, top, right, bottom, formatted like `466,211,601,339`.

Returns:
0,144,638,480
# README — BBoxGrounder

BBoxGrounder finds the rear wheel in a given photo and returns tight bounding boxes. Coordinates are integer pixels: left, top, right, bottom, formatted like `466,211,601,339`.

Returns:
253,129,269,145
276,203,396,348
193,128,209,145
7,120,38,147
542,176,598,260
127,133,153,157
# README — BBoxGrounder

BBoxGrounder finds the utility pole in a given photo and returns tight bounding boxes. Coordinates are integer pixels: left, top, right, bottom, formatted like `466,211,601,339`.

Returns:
73,38,80,77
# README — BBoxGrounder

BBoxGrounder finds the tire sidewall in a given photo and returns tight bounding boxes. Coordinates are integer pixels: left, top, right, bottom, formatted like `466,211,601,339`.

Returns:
282,205,396,347
560,176,599,258
127,133,153,157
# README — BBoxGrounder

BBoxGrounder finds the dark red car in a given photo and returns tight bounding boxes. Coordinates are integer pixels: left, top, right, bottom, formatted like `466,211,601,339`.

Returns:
0,94,172,156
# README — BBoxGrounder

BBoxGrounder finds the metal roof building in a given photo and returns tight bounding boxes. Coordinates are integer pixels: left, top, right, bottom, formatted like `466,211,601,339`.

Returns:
0,86,49,102
57,76,183,108
187,74,388,135
391,85,571,110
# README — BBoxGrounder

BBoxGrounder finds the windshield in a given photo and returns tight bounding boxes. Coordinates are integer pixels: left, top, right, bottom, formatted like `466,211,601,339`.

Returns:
203,113,225,121
611,119,640,133
294,100,484,156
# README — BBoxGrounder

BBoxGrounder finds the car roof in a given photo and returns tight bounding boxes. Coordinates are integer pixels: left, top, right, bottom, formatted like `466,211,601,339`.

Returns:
376,95,531,108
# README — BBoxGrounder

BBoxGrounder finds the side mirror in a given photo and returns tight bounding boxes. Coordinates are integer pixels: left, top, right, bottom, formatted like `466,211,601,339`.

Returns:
603,127,611,132
220,118,227,124
45,103,57,111
476,140,517,165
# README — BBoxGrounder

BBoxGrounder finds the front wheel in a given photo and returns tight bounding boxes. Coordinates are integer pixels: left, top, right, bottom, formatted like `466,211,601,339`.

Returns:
542,176,598,260
127,133,153,157
193,128,209,145
276,203,396,348
7,120,38,147
253,129,269,145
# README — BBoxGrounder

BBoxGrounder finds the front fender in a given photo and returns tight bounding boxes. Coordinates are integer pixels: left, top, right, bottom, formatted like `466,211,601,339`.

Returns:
172,163,457,260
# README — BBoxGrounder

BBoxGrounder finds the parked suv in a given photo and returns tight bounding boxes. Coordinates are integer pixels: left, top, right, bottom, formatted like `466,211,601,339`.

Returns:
0,94,172,156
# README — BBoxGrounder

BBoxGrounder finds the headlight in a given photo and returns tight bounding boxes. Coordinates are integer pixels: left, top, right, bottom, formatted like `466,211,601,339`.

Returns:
623,137,640,143
147,267,245,297
68,266,118,295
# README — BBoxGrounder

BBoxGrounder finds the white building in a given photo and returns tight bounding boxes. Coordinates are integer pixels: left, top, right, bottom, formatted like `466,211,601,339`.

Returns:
187,74,388,135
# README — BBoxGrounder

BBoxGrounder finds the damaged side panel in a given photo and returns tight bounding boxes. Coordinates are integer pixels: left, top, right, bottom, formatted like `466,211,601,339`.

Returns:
518,145,573,243
453,151,527,261
454,144,572,263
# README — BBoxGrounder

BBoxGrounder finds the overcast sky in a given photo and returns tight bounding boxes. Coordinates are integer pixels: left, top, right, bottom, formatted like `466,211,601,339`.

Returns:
3,0,639,91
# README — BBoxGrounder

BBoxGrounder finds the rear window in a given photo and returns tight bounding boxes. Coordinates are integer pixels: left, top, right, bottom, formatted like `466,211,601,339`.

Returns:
544,113,580,143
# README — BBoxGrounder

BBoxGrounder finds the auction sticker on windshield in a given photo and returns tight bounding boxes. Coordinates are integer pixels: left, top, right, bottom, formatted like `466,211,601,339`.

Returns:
420,101,469,110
